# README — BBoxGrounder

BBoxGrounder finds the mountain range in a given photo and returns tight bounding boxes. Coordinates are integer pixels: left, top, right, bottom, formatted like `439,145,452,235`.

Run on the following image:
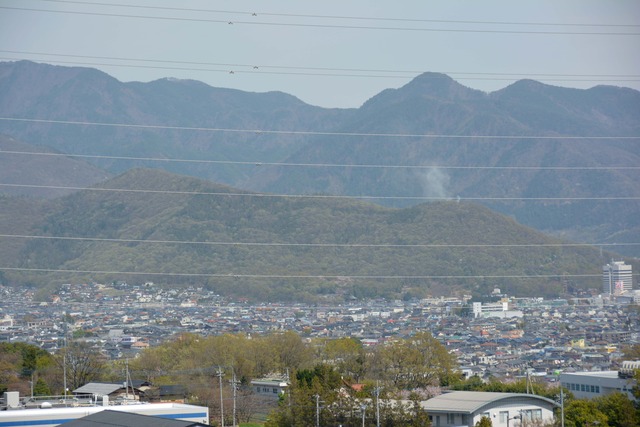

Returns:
0,60,638,299
1,61,638,258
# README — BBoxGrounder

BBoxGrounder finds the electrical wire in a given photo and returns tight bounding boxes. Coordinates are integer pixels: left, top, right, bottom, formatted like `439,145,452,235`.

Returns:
1,117,638,140
3,52,640,84
1,183,638,201
4,49,640,78
2,234,636,249
3,6,639,35
1,149,638,171
0,266,611,280
36,0,640,28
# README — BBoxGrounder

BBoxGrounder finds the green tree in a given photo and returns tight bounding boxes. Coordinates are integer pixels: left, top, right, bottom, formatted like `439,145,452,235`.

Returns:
594,392,639,427
475,415,493,427
563,399,608,427
269,331,313,372
56,342,106,390
33,377,51,396
265,364,344,427
0,343,54,394
371,332,457,389
622,343,640,360
322,337,367,382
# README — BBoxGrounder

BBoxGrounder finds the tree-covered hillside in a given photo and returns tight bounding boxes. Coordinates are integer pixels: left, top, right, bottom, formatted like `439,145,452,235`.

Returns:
1,169,610,302
1,61,637,256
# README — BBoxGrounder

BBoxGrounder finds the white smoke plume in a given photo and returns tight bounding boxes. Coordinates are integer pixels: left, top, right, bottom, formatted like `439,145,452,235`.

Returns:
418,167,451,200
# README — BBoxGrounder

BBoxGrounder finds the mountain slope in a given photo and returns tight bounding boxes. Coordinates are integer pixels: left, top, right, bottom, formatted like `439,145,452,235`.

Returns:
0,61,638,256
246,75,640,254
2,169,611,302
0,134,112,198
0,60,350,183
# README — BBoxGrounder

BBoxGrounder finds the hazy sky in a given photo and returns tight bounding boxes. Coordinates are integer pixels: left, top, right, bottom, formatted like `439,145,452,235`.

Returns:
1,0,639,107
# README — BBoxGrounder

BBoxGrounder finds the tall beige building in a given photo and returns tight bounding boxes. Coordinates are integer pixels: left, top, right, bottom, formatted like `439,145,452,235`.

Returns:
602,260,633,295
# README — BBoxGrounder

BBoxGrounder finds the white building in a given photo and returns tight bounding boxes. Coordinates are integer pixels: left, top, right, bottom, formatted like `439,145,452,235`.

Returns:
0,392,208,427
250,378,288,399
560,370,637,400
603,260,633,295
420,391,557,427
472,302,523,319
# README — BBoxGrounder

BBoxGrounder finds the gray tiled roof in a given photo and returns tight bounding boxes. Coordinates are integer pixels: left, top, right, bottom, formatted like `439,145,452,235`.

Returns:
73,382,123,395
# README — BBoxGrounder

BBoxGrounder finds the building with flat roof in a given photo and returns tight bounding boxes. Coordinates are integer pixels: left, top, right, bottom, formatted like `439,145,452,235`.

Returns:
250,378,288,399
560,370,636,400
0,397,209,427
603,260,633,295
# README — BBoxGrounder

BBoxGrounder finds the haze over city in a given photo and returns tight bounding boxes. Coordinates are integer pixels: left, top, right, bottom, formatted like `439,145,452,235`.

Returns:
1,1,639,426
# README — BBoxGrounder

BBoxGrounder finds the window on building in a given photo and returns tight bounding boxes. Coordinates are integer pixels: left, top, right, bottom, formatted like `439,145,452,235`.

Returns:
595,386,600,393
522,409,542,422
499,411,508,423
273,388,278,393
580,384,586,392
447,413,456,424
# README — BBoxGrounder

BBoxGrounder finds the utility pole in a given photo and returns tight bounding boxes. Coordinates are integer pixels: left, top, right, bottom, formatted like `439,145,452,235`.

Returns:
360,403,366,427
560,385,564,427
375,381,381,427
232,369,237,427
63,354,67,402
315,394,320,427
217,366,225,427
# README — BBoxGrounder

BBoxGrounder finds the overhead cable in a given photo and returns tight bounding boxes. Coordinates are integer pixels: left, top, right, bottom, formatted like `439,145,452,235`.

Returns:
3,56,639,84
2,149,637,170
1,183,637,201
0,266,612,280
37,1,639,28
4,49,640,77
2,234,636,249
2,6,639,35
1,117,637,140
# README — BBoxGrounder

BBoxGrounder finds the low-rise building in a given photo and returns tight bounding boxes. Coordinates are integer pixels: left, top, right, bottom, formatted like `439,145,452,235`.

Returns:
560,370,637,400
420,391,558,427
250,378,288,399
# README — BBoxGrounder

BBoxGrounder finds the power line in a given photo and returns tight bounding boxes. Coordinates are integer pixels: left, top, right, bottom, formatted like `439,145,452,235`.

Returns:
3,6,639,36
1,117,637,140
2,234,636,249
3,52,640,84
2,150,638,171
0,266,609,280
37,0,640,28
4,50,640,77
1,183,637,201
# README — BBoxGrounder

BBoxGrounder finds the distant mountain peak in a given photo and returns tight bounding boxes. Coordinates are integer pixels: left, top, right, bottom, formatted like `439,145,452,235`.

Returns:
361,72,484,108
401,72,485,99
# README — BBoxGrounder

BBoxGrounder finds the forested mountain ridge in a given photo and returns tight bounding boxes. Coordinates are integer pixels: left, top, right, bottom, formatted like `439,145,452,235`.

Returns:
0,134,112,198
1,168,610,301
0,60,638,256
